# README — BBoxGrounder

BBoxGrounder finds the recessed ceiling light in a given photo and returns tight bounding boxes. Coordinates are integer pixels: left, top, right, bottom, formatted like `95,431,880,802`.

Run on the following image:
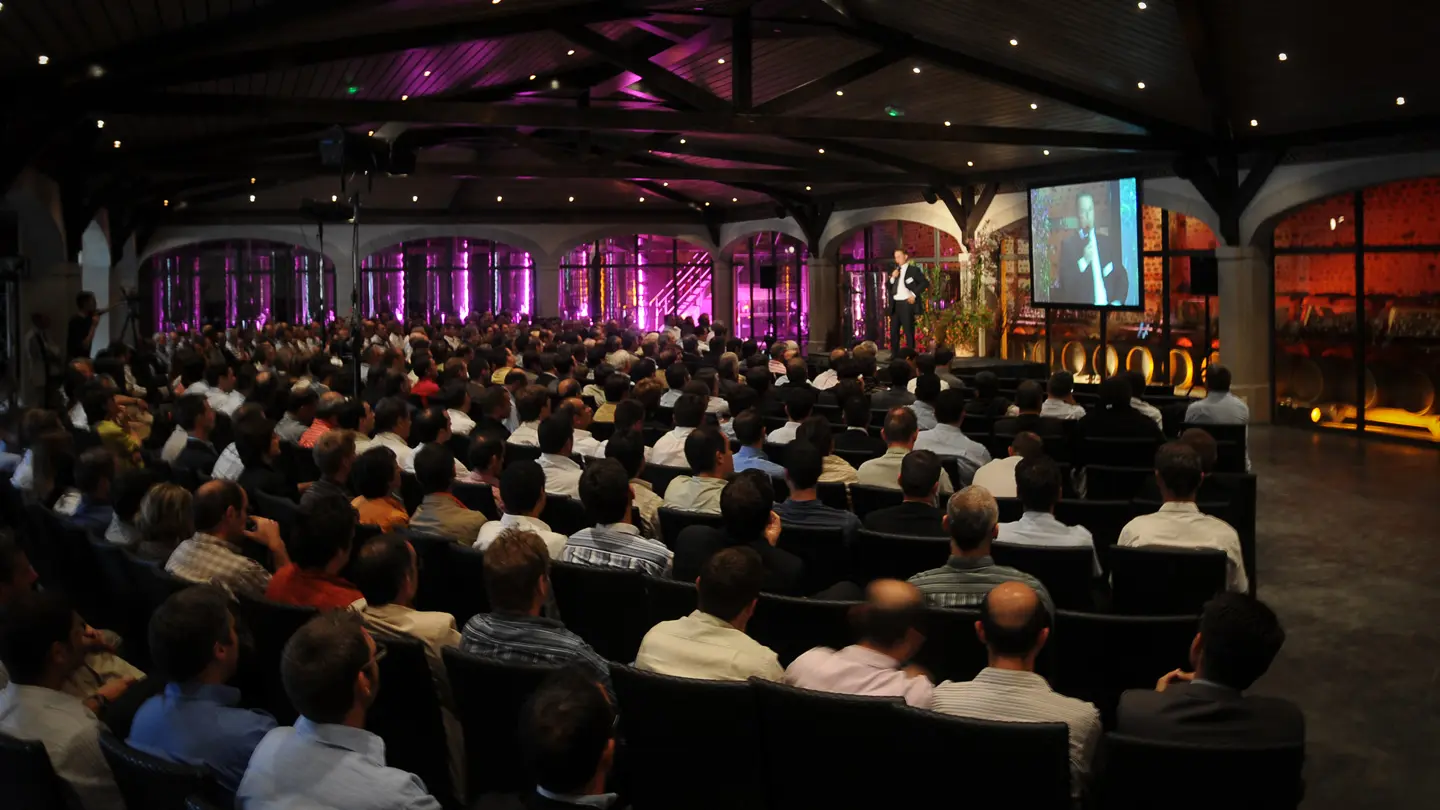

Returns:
966,161,974,167
250,177,256,184
1277,53,1287,62
1137,1,1147,8
37,55,49,65
1136,81,1146,89
732,197,738,202
112,140,121,148
1396,96,1406,105
1009,39,1018,46
818,148,825,154
96,120,104,128
1043,149,1050,156
249,194,256,202
805,185,812,191
367,130,374,136
679,138,686,144
163,200,169,207
411,195,419,202
401,94,409,101
497,196,503,202
704,201,711,206
662,182,669,186
718,58,726,64
912,66,921,74
528,74,537,81
423,70,432,77
567,49,575,56
331,195,338,202
1250,118,1259,126
836,90,844,96
944,120,951,126
1030,102,1039,110
568,196,575,202
492,0,500,4
639,196,646,202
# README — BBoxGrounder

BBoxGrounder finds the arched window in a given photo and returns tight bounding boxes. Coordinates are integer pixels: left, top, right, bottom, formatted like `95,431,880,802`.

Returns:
1273,178,1440,442
559,235,713,328
730,232,808,343
141,240,334,333
359,237,533,323
837,221,964,347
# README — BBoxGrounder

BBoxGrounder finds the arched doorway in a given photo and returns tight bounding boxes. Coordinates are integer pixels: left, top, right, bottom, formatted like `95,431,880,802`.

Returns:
728,231,808,344
140,239,335,333
835,220,964,348
558,235,713,328
359,237,533,323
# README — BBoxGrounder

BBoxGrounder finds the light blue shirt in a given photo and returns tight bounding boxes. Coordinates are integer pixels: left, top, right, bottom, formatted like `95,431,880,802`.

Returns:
128,682,276,793
910,400,938,431
237,717,442,810
997,511,1102,575
913,424,992,481
1185,391,1250,425
733,445,786,477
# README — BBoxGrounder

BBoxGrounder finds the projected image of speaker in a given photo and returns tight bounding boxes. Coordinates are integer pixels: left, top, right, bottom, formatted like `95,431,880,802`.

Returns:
758,264,778,289
1189,255,1219,296
1027,177,1142,310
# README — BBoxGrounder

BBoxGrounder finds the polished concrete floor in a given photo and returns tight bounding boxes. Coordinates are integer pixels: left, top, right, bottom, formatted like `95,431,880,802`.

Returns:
1247,426,1440,809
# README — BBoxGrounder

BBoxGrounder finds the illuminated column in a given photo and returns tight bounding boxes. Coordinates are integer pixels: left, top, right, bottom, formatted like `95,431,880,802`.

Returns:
1216,244,1271,422
806,255,838,355
711,255,733,331
534,251,560,318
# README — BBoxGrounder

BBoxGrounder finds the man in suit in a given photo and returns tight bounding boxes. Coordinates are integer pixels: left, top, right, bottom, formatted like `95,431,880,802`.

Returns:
1117,592,1303,745
888,248,929,352
862,449,946,537
1056,192,1130,306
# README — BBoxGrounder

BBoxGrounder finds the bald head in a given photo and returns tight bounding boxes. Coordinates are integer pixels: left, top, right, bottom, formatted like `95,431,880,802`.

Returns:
316,391,347,420
852,579,925,656
979,582,1050,659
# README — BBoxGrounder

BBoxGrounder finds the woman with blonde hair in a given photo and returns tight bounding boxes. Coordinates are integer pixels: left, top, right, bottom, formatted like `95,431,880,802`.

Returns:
134,482,194,563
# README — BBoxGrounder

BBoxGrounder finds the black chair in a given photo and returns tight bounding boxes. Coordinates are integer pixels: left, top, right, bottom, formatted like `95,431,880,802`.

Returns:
833,448,878,470
939,456,969,489
638,463,690,499
441,648,556,796
853,529,950,582
642,575,696,626
277,441,319,486
747,593,857,666
769,476,790,503
1051,610,1198,723
423,540,490,625
446,432,471,463
185,796,227,810
364,632,456,807
125,553,190,615
233,592,318,724
539,494,588,536
656,507,723,550
548,561,649,663
891,707,1071,809
0,730,80,810
993,496,1025,523
761,441,789,468
992,540,1096,609
815,480,849,510
1109,546,1227,615
611,665,764,810
774,523,850,596
1079,437,1162,468
450,481,500,520
252,491,299,543
89,540,148,660
28,506,107,623
1212,440,1247,473
1085,465,1154,500
1100,733,1304,810
1209,472,1258,590
503,442,541,466
399,472,425,514
848,484,902,519
169,465,204,492
641,426,665,447
655,405,675,426
98,729,219,810
588,421,614,442
1055,499,1136,557
750,680,902,808
909,606,990,683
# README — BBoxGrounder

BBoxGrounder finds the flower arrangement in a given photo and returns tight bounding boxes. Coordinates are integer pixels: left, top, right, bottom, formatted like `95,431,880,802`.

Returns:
915,228,997,353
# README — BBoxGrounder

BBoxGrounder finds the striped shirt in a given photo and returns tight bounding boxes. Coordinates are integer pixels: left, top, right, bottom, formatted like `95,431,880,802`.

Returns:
460,612,612,695
930,668,1101,796
907,555,1055,617
166,532,272,597
211,443,245,482
561,522,673,577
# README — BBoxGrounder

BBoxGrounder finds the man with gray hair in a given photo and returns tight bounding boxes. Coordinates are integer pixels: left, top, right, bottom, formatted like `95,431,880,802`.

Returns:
299,429,356,512
907,485,1054,616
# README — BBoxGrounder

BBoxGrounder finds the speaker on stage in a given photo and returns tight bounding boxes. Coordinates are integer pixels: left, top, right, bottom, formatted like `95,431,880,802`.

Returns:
1190,255,1219,296
758,264,777,289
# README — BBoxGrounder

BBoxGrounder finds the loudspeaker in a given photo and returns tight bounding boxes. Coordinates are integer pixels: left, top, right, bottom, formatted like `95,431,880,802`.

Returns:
1190,255,1218,296
758,264,777,289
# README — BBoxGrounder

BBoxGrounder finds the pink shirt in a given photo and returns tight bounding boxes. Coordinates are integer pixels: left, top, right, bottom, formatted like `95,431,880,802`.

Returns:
783,645,934,708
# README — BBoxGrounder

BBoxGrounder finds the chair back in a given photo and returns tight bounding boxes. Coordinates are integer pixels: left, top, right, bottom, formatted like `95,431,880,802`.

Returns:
642,574,697,626
125,553,190,614
1109,546,1226,614
398,472,425,514
28,506,106,622
98,729,217,810
1085,464,1154,500
1213,440,1247,473
815,480,849,510
774,523,850,595
364,632,455,806
1051,611,1198,724
233,592,318,724
0,730,80,810
747,593,857,666
891,707,1071,809
909,607,988,683
445,433,471,464
588,421,614,441
1100,733,1305,810
1080,436,1162,467
1208,472,1257,589
277,441,319,486
89,540,147,657
990,542,1096,611
761,441,789,468
639,463,690,498
833,448,878,470
441,648,556,796
848,484,902,518
656,507,723,550
611,665,764,810
642,426,665,447
548,561,649,662
853,529,950,582
1055,499,1136,555
252,492,299,543
538,494,588,536
993,496,1025,523
421,540,490,625
450,481,500,520
750,680,901,807
503,442,542,466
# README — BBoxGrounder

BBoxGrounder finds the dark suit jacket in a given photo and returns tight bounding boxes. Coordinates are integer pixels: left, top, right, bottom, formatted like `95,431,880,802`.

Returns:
174,438,219,475
833,427,887,456
887,262,930,313
963,396,1012,420
993,413,1068,439
239,460,298,505
862,501,946,537
1057,229,1129,306
673,527,804,596
870,388,916,410
1078,407,1165,442
1116,681,1305,746
473,415,512,444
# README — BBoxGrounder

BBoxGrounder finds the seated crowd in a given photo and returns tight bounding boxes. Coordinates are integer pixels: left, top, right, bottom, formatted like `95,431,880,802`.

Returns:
0,311,1284,808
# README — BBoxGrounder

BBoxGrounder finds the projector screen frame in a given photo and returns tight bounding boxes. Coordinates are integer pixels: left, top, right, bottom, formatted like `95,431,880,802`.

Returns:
1025,175,1146,313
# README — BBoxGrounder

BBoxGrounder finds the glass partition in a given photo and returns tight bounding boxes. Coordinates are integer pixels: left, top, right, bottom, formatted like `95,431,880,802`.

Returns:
359,237,533,323
837,220,965,349
731,232,809,343
559,235,713,328
142,240,334,333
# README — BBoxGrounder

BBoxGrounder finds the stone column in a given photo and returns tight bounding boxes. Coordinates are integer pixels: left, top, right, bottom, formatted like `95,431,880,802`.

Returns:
534,252,560,318
806,255,838,356
710,256,733,330
1215,244,1271,422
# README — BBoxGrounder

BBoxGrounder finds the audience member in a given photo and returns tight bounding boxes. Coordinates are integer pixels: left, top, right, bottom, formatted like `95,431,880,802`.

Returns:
516,667,619,809
476,461,569,558
929,582,1100,796
963,371,1012,420
1041,371,1087,420
833,392,886,455
536,413,583,498
265,497,364,610
559,398,603,458
127,586,276,792
907,486,1054,615
673,472,803,594
563,459,672,575
997,455,1099,575
473,385,514,442
57,447,115,534
871,361,916,409
1119,442,1248,592
634,546,783,682
274,386,319,443
235,412,300,504
298,392,345,449
1184,365,1250,471
909,372,940,431
797,415,859,485
1125,370,1163,429
862,449,946,537
784,579,934,707
105,466,153,548
993,380,1067,438
602,431,661,536
236,612,442,810
409,443,488,544
1137,427,1231,503
172,394,220,475
166,480,285,596
1079,376,1164,441
730,408,785,477
509,385,553,447
350,446,409,533
914,389,992,482
300,428,357,511
857,407,955,497
649,392,705,467
768,388,815,444
371,397,415,472
774,442,862,544
136,482,198,562
971,431,1044,498
460,433,505,489
662,427,731,515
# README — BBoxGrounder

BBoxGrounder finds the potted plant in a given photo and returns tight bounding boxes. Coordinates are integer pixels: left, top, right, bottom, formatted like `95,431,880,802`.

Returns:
916,228,997,355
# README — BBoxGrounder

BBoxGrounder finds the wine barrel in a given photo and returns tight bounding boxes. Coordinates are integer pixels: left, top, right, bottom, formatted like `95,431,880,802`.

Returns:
1060,341,1087,375
1126,347,1155,384
1371,365,1437,414
1315,357,1378,408
1275,354,1325,405
1168,349,1194,388
1092,345,1119,378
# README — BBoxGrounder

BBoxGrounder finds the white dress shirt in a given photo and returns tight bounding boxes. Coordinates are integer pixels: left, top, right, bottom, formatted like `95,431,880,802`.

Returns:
785,645,934,707
912,424,992,479
971,455,1022,497
0,683,125,810
810,369,839,390
659,389,682,408
161,425,189,463
661,475,726,515
475,513,568,559
635,611,783,683
509,420,540,447
70,402,89,430
894,262,914,301
649,426,695,468
206,388,246,416
372,432,416,473
572,429,603,459
1041,399,1087,420
1118,502,1248,592
537,453,583,499
907,377,951,393
766,421,801,444
447,409,476,437
998,511,1101,575
1130,397,1163,430
211,443,245,481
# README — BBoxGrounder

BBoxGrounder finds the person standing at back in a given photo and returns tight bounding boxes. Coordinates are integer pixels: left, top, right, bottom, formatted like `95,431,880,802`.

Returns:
236,613,443,810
